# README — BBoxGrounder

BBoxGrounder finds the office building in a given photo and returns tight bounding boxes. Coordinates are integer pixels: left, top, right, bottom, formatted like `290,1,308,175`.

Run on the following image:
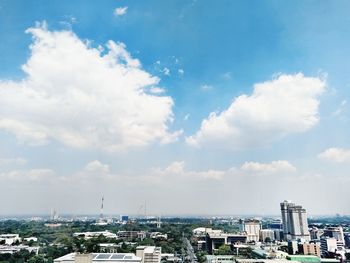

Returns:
136,246,161,263
239,219,261,242
280,200,310,241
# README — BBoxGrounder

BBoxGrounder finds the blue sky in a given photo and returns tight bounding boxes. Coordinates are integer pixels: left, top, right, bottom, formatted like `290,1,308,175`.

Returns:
0,0,350,216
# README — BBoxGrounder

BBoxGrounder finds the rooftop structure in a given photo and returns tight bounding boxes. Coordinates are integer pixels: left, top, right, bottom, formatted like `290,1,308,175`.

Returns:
54,253,142,263
73,231,117,240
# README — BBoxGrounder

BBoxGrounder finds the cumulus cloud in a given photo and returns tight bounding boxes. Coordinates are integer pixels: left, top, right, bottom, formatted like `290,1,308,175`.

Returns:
200,84,213,91
240,160,296,174
152,159,295,181
0,169,55,182
0,158,27,166
318,147,350,163
187,73,326,149
0,23,180,151
114,7,128,16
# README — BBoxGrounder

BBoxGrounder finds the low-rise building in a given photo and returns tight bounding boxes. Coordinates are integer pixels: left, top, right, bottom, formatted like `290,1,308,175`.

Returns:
54,253,142,263
206,232,247,254
73,231,117,240
117,231,146,241
136,246,161,263
0,245,39,254
0,234,21,245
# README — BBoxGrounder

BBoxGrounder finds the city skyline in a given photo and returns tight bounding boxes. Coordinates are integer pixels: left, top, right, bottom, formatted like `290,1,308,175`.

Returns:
1,1,350,215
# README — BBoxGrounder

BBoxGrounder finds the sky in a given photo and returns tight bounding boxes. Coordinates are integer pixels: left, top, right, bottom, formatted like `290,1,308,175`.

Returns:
0,0,350,216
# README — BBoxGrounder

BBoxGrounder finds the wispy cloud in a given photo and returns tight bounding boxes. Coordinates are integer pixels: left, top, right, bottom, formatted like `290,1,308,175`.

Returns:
114,6,128,17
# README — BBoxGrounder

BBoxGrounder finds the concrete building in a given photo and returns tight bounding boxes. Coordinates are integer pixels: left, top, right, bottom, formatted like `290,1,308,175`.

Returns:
117,231,146,241
54,253,142,263
320,237,337,255
239,219,261,242
323,227,345,249
274,230,283,242
0,234,21,245
206,232,247,254
298,243,321,257
136,246,161,263
288,241,299,255
280,200,310,241
259,230,275,242
0,245,39,255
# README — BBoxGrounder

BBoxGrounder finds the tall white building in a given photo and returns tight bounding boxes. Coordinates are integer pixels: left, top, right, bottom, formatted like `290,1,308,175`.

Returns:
136,246,161,263
280,200,310,241
239,219,261,242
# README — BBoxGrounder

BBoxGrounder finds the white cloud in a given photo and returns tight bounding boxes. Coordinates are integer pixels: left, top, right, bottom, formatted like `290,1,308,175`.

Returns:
200,84,213,91
240,160,296,174
0,169,55,182
163,67,170,76
0,23,180,152
187,73,326,149
332,100,347,117
114,7,128,16
178,69,184,75
221,72,232,80
0,158,27,166
149,87,165,94
318,147,350,163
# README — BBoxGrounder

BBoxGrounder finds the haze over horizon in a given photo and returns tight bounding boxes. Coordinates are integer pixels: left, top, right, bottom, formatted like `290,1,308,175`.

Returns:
1,0,350,216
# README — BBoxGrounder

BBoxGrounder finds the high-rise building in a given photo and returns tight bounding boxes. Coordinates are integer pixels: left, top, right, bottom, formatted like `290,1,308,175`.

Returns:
239,219,261,242
280,200,310,241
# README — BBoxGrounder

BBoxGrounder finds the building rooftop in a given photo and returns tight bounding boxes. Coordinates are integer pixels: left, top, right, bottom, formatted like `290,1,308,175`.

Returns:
54,253,141,263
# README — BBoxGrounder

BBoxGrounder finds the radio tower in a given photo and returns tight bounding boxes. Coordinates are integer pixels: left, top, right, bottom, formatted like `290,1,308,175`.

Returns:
100,196,104,221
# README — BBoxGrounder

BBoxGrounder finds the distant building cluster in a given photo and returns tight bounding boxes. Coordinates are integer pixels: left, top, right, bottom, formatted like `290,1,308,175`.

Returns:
192,200,349,263
0,233,39,255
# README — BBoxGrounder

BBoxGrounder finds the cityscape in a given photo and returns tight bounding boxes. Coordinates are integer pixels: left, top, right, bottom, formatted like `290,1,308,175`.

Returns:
0,201,349,263
1,1,350,263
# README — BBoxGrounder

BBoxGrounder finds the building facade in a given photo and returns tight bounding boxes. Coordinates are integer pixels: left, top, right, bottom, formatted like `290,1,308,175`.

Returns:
136,246,161,263
280,200,310,241
239,219,261,242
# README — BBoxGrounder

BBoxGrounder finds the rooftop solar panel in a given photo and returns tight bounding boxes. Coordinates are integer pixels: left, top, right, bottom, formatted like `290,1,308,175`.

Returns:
96,254,112,259
111,254,125,259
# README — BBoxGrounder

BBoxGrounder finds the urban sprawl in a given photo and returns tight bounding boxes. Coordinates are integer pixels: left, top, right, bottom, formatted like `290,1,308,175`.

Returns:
0,200,349,263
